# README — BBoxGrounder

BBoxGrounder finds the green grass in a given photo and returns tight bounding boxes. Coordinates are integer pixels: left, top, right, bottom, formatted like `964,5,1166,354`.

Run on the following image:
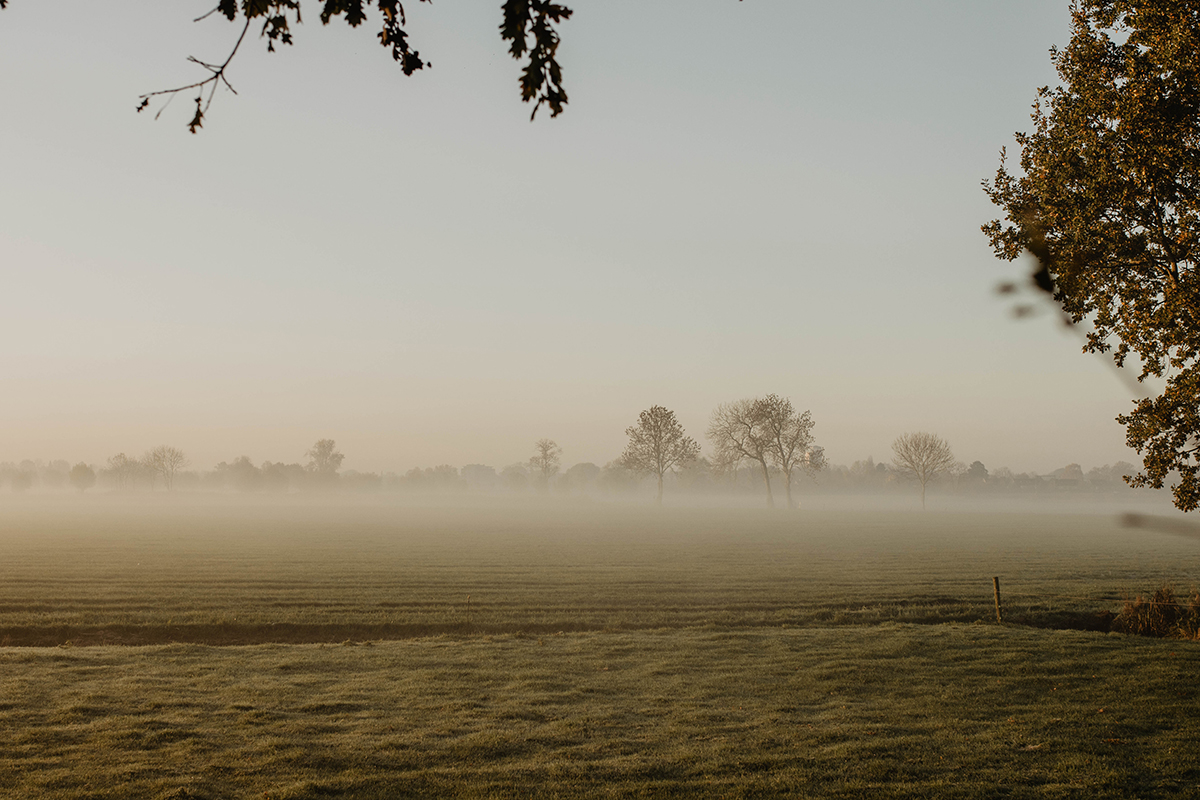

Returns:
4,626,1200,798
0,498,1194,639
1,497,1199,797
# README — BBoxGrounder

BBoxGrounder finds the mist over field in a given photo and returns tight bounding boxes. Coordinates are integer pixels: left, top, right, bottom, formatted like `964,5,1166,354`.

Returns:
3,497,1200,796
0,422,1176,515
7,0,1200,797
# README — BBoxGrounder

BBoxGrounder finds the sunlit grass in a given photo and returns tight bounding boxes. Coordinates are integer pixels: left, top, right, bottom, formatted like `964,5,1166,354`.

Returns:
0,500,1195,641
1,499,1199,796
3,626,1200,798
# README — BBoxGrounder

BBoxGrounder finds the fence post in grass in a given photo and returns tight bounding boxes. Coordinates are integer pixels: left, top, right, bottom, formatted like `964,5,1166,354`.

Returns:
992,576,1003,623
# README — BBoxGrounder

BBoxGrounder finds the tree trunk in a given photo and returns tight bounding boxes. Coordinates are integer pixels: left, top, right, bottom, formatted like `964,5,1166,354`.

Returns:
784,470,794,509
656,472,664,505
920,479,927,510
757,458,774,508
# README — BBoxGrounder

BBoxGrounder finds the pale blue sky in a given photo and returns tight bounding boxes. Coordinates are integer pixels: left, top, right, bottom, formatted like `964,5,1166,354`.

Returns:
0,1,1145,474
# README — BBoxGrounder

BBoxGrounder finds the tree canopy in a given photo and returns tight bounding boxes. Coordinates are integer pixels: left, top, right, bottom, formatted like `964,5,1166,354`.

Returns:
891,432,955,510
618,406,700,505
528,438,562,486
707,395,823,509
983,0,1200,511
708,399,776,507
753,394,825,509
306,438,345,477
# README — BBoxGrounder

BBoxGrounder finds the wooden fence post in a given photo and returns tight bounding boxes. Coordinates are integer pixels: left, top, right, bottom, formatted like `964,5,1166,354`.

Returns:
992,576,1003,623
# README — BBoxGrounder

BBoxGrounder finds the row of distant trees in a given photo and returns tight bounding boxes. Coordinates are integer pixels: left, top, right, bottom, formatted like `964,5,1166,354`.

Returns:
104,446,190,491
0,400,1146,505
0,448,1144,504
0,440,343,494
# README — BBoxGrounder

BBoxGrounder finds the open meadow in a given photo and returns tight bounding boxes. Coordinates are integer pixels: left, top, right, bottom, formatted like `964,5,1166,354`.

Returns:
2,496,1200,798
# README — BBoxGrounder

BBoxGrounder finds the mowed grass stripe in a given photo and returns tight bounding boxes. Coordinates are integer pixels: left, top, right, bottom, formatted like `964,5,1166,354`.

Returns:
0,503,1193,640
2,625,1199,798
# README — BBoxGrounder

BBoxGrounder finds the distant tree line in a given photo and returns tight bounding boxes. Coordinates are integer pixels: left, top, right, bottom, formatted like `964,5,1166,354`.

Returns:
0,405,1152,506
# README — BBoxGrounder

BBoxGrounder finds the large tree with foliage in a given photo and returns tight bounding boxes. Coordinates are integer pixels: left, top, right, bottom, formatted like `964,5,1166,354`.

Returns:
983,1,1200,511
618,406,700,505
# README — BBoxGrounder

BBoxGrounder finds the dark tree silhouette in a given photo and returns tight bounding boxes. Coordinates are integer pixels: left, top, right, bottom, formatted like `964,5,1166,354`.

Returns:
0,1,574,132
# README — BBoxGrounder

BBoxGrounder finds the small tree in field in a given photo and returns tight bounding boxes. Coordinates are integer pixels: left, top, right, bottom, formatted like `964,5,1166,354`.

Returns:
528,439,562,488
755,394,825,509
891,432,955,510
106,453,139,491
306,439,345,485
708,399,775,507
69,462,96,493
619,406,701,505
145,445,189,490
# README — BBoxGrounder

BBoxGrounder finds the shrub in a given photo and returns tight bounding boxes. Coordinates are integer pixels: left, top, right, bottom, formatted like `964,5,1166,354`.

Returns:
1111,585,1200,639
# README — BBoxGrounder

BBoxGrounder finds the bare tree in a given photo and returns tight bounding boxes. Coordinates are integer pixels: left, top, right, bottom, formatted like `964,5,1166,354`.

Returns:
891,432,955,510
618,406,701,505
708,399,775,507
106,453,139,491
756,394,826,509
529,439,562,488
145,445,189,490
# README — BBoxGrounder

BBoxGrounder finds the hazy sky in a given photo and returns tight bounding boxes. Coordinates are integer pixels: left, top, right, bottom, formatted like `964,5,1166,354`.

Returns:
0,2,1148,475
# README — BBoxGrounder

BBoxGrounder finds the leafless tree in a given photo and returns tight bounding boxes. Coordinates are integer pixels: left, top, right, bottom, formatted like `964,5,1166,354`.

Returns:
145,445,189,490
106,453,140,491
529,439,562,487
708,399,776,507
891,432,956,510
755,394,825,509
618,406,700,504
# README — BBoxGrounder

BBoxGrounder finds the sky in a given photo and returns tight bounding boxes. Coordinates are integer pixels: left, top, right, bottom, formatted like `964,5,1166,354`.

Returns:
0,1,1151,475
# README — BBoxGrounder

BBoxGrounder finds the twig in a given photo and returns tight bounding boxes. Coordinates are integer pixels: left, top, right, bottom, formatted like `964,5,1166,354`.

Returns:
137,16,252,133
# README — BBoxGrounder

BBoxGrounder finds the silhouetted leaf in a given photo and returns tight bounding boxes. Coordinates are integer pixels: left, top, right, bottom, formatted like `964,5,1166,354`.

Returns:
188,96,204,134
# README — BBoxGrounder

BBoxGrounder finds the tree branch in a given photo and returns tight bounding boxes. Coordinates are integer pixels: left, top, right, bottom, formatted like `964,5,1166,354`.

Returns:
137,16,253,133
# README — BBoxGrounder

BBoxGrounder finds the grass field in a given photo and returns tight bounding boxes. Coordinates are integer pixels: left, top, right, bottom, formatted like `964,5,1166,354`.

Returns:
2,496,1199,797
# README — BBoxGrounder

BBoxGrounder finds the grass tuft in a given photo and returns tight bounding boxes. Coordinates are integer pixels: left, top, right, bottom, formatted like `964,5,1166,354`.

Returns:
1112,585,1200,639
